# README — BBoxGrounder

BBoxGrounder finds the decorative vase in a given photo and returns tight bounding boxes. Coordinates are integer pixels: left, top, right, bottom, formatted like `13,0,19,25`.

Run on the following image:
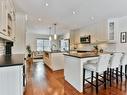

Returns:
100,49,103,53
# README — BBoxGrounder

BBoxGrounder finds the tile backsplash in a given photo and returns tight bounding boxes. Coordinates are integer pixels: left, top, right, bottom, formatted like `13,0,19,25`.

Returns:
73,43,116,52
0,38,5,55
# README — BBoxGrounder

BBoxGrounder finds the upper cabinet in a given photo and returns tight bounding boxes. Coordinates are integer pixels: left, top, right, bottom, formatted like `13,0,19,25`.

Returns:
107,18,118,43
0,0,15,41
0,1,2,31
69,18,119,46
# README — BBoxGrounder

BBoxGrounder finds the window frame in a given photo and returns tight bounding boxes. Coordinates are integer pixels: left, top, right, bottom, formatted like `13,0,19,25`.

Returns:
36,38,51,51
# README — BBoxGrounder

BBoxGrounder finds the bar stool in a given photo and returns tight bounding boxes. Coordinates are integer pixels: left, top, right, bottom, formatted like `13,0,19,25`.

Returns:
83,54,111,93
108,52,123,86
120,53,127,79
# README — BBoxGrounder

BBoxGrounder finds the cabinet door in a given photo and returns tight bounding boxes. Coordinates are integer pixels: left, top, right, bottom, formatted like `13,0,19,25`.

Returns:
108,19,117,43
0,1,2,31
108,21,115,40
0,66,23,95
6,0,15,40
1,0,8,35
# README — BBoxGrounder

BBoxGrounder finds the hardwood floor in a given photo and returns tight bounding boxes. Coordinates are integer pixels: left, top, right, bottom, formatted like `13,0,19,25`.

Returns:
24,61,127,95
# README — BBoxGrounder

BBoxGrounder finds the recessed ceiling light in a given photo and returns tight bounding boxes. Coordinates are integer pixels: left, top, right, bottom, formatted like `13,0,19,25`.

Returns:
45,2,49,7
91,16,95,20
38,18,42,21
25,14,28,21
72,11,76,15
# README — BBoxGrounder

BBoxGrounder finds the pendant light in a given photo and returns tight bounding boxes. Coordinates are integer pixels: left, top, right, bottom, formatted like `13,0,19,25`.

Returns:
49,27,52,41
54,23,57,40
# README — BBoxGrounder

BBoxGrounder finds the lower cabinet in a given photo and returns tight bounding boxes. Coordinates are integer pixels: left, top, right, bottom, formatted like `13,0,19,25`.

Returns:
43,52,64,71
0,65,23,95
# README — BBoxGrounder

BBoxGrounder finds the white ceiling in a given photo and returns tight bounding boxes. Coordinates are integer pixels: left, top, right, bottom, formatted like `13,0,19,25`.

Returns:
13,0,127,35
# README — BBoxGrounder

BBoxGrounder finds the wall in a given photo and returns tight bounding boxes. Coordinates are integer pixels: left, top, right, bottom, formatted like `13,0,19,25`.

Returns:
26,32,64,51
0,38,5,55
63,32,70,39
26,32,49,51
12,13,26,54
116,16,127,53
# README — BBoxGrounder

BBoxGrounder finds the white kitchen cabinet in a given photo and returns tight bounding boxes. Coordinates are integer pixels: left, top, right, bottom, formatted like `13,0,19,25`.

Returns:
1,0,8,35
43,52,64,71
0,1,2,31
70,18,118,45
0,66,23,95
6,0,16,40
107,18,118,43
0,0,15,41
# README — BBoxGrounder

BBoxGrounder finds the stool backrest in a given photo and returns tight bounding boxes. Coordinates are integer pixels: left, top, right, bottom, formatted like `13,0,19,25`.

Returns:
110,52,123,68
97,54,111,72
121,53,127,65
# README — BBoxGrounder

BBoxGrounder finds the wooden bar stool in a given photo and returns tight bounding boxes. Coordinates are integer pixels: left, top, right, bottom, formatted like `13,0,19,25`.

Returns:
108,52,123,86
83,54,111,93
120,53,127,80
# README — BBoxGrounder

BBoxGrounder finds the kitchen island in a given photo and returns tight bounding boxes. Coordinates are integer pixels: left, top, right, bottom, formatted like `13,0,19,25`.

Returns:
43,51,65,71
64,53,99,93
0,54,25,95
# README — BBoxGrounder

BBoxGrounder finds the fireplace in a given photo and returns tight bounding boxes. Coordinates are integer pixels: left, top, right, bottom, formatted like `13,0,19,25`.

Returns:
5,42,13,55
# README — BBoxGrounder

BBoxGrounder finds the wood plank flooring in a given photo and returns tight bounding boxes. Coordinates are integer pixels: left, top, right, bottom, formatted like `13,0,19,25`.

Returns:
24,61,127,95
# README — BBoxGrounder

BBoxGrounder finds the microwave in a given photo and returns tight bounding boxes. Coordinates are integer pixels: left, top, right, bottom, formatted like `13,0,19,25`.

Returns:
80,35,91,44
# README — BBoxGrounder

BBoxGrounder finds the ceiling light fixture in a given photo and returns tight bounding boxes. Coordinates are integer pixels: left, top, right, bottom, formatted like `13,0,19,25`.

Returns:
53,23,57,40
49,27,52,41
25,14,28,21
45,2,49,7
72,11,76,15
38,18,42,21
91,16,95,20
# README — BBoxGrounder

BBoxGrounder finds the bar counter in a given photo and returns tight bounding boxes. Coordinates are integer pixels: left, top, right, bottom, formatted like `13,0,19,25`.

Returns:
0,54,24,67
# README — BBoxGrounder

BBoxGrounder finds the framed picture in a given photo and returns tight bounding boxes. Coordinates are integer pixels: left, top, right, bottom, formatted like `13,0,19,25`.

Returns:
120,32,127,43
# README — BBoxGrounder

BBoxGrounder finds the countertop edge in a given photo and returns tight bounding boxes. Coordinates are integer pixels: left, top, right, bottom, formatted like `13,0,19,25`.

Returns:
0,54,25,67
0,63,23,67
63,53,99,58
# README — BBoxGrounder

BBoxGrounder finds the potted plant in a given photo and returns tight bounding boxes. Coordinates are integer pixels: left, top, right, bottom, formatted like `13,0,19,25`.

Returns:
26,45,32,57
93,45,98,54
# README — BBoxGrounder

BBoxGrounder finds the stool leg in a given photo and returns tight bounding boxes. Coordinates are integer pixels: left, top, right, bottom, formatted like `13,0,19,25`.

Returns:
96,72,98,93
125,65,127,79
83,68,85,92
104,71,106,89
91,71,94,84
112,69,114,78
107,68,109,78
116,67,118,84
110,68,112,87
120,66,123,82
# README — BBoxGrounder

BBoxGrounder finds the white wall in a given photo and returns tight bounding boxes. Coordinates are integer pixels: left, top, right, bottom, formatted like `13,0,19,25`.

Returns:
116,16,127,53
26,31,68,51
12,13,26,54
63,32,70,39
26,32,49,51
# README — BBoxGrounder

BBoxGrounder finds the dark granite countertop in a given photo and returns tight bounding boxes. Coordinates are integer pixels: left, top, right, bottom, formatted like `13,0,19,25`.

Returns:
0,54,25,67
63,53,99,58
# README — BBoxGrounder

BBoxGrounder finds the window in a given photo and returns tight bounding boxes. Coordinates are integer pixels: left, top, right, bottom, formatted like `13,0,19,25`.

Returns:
60,39,69,51
37,39,51,51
